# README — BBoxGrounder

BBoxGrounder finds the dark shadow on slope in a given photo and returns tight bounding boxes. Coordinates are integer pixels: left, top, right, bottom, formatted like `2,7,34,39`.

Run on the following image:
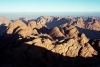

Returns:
76,27,100,39
36,27,52,34
0,38,100,67
0,23,7,36
10,20,14,22
19,17,29,24
46,18,70,28
89,39,100,57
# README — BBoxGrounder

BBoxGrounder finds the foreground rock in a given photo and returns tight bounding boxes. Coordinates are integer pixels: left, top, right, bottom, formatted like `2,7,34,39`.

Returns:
0,16,100,67
1,33,99,67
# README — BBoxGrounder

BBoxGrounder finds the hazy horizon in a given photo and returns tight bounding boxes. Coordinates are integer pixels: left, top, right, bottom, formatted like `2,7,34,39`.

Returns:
0,12,100,20
0,0,100,12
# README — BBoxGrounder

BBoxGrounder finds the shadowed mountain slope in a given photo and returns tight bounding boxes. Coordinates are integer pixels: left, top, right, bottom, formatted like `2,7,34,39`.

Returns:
0,16,100,67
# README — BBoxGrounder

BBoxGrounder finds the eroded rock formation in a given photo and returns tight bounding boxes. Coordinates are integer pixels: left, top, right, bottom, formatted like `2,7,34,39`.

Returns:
0,16,100,67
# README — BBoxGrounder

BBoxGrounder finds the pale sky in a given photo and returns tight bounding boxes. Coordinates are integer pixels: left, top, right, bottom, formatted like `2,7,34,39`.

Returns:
0,0,100,12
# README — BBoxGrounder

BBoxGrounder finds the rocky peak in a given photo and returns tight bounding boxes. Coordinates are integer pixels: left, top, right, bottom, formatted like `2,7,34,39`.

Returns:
28,21,37,29
49,26,65,39
64,25,79,38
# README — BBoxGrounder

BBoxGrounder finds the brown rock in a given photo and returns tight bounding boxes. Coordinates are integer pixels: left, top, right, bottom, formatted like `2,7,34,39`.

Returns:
65,25,79,38
32,38,42,45
52,39,81,57
0,16,11,36
60,28,65,35
42,38,54,50
36,22,43,29
17,27,33,38
0,16,11,25
49,26,65,38
28,21,37,29
16,27,38,38
80,43,98,57
6,20,27,35
75,17,85,28
80,33,89,46
32,34,54,50
59,23,68,28
38,33,53,40
4,20,36,38
85,18,100,31
32,29,38,34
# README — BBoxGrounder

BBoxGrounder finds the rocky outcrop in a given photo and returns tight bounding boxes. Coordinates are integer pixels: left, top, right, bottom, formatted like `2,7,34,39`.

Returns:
32,29,38,34
4,20,35,38
17,27,33,38
36,22,43,29
0,16,11,25
0,16,11,36
28,21,37,29
52,39,81,57
64,25,79,38
80,43,98,57
85,18,100,31
35,16,100,31
49,27,65,39
5,20,27,35
79,33,89,46
1,32,99,67
1,16,100,67
74,17,85,28
28,20,47,29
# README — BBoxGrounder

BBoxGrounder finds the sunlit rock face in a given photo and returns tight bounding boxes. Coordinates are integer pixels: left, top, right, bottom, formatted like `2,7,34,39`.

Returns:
49,26,65,38
1,16,100,67
5,20,27,35
85,18,100,31
3,20,38,40
0,16,11,25
74,17,85,28
64,25,79,38
28,21,37,29
80,43,98,57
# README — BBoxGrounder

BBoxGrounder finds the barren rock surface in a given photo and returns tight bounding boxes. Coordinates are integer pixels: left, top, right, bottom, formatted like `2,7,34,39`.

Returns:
0,16,100,67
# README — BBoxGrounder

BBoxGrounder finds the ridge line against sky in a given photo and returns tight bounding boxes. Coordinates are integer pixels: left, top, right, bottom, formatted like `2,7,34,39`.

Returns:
0,0,100,12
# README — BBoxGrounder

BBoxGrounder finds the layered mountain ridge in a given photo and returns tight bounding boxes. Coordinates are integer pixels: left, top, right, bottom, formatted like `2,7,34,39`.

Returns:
0,16,100,67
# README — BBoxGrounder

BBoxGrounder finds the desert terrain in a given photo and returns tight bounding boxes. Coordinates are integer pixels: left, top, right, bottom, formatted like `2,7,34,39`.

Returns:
0,16,100,67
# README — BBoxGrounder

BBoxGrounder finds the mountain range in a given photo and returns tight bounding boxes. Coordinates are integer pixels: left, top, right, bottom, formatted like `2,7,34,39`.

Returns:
0,16,100,67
